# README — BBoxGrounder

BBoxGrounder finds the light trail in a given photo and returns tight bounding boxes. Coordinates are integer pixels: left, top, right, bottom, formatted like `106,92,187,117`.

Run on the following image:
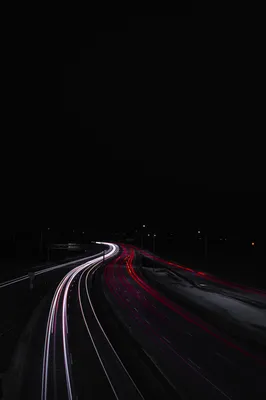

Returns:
137,247,266,297
0,251,105,289
125,248,266,365
105,247,233,399
41,243,118,400
78,249,144,400
78,262,119,400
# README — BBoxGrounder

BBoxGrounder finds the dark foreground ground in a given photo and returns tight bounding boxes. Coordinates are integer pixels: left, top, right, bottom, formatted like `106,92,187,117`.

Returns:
1,242,265,399
0,244,105,398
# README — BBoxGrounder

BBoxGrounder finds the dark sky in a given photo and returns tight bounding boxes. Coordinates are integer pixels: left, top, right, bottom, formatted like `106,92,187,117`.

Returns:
63,16,265,237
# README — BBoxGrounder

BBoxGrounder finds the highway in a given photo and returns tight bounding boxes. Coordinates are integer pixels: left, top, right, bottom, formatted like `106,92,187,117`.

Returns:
0,252,105,289
0,248,107,379
2,242,266,399
138,249,266,297
103,245,266,400
40,242,133,400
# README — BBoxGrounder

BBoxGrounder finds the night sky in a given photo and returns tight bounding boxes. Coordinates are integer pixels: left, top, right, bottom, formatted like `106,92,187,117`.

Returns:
63,15,265,241
1,18,265,400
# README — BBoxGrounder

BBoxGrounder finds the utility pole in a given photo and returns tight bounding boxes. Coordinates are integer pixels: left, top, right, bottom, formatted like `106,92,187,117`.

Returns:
40,230,43,258
204,233,208,261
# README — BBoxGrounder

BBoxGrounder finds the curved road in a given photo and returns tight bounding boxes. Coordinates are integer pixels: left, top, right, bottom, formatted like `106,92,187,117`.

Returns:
41,242,144,400
103,245,266,400
4,242,265,400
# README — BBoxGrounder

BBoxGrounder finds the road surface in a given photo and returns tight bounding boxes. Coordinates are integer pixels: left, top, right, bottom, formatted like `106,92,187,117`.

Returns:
103,245,266,400
3,242,266,399
0,249,106,375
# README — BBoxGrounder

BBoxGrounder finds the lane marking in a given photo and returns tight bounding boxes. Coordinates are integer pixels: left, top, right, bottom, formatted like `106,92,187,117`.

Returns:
78,265,119,400
142,348,179,394
162,336,171,344
41,244,119,400
216,352,234,365
163,341,232,399
188,358,201,370
84,259,145,400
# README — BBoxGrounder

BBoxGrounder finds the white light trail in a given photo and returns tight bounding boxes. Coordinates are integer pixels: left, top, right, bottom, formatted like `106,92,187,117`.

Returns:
41,243,118,400
0,251,104,289
78,247,144,400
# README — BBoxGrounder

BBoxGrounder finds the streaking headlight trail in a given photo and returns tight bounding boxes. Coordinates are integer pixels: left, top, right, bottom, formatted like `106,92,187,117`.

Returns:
41,243,118,400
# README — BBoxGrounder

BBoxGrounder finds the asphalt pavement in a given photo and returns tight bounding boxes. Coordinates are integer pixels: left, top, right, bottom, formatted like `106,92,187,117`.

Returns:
4,243,146,400
103,245,266,400
2,242,265,399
